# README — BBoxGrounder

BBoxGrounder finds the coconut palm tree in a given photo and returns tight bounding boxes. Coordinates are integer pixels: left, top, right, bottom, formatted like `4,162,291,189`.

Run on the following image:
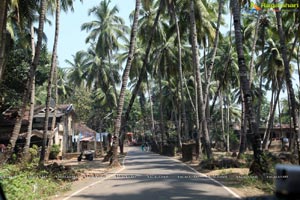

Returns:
66,51,89,88
201,0,223,111
190,0,212,159
6,0,43,158
81,0,128,99
150,30,180,145
0,0,38,81
123,0,165,134
67,47,119,108
255,39,285,149
9,0,48,162
56,67,73,102
110,0,140,166
23,25,37,157
231,0,268,176
42,0,75,162
84,45,120,99
275,7,300,164
167,0,188,141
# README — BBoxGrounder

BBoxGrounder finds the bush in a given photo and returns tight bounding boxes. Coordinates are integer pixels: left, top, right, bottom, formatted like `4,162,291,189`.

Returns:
49,145,60,160
0,162,76,199
29,145,38,157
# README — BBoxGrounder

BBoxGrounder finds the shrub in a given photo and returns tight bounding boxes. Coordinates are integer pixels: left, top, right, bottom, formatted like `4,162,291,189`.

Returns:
0,161,76,199
49,145,60,160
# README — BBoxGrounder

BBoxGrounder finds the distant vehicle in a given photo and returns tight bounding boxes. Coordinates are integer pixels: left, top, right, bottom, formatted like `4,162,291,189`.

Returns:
77,150,94,161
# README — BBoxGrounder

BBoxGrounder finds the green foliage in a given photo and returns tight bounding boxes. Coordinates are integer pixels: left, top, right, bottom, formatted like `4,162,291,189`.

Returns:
229,130,239,149
65,86,93,122
49,144,60,159
35,46,51,86
1,172,56,199
0,44,51,109
0,48,31,107
27,145,40,164
121,89,143,131
238,153,253,167
29,145,39,157
0,153,75,200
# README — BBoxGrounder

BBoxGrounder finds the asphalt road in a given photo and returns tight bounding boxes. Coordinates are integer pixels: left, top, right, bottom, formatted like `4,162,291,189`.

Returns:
62,146,240,200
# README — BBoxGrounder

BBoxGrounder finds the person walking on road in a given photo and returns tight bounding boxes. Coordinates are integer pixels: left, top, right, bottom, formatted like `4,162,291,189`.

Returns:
141,143,145,151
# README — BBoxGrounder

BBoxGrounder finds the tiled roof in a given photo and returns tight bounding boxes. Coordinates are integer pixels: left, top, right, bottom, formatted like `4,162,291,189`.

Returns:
75,122,96,134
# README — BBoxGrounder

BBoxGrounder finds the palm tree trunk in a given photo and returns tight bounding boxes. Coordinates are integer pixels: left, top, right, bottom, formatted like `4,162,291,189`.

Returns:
10,0,47,156
111,0,140,167
231,0,265,176
277,98,283,142
45,60,59,160
24,77,35,157
256,22,265,131
124,0,163,125
210,57,231,114
190,0,212,159
194,56,201,157
40,0,60,165
226,96,230,152
108,50,119,103
249,13,261,85
238,91,247,158
263,89,280,150
275,5,300,164
23,24,36,157
286,89,293,150
146,75,155,138
158,69,165,145
184,77,196,112
51,67,58,131
285,13,300,152
262,89,274,147
174,88,182,150
46,65,58,160
203,0,223,108
220,91,226,150
256,73,264,124
0,0,8,81
170,1,189,139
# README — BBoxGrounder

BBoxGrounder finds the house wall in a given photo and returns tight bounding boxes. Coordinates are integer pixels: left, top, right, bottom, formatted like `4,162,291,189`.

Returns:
54,126,63,156
62,114,75,154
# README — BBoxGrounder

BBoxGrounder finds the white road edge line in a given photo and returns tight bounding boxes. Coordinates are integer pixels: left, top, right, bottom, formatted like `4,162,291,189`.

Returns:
169,157,242,199
62,154,127,200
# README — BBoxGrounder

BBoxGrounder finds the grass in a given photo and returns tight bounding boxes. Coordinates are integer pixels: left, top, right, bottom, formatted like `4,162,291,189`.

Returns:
187,150,283,197
216,169,275,194
0,162,73,200
0,146,76,200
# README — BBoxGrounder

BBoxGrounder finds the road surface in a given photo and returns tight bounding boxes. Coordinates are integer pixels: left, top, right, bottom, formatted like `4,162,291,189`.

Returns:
62,146,240,200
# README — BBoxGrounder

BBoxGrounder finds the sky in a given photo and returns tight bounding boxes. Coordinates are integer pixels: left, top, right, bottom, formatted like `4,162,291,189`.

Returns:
44,0,136,67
